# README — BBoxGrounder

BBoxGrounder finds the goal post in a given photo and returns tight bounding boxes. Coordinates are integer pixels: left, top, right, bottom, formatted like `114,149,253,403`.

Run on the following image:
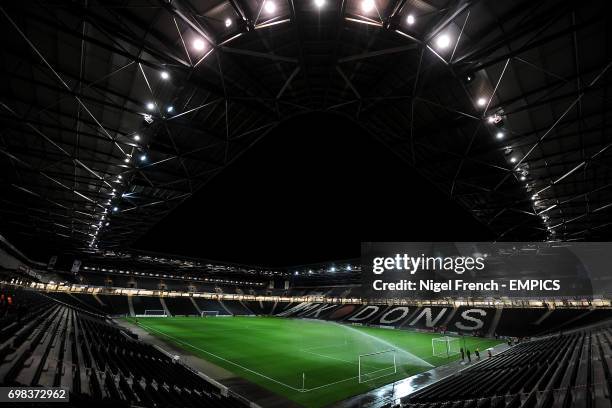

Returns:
200,310,219,317
138,310,167,317
432,336,460,358
358,349,397,383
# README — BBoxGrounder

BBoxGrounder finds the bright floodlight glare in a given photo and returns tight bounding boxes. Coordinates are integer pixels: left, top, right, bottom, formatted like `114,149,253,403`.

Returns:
146,102,155,110
314,0,325,8
510,157,517,163
124,157,130,163
264,1,276,13
193,38,205,51
520,175,526,181
496,131,504,139
435,34,450,49
133,134,140,141
140,154,147,161
477,97,487,106
167,106,174,113
225,18,232,27
406,14,415,25
112,207,119,212
160,71,169,80
361,0,375,12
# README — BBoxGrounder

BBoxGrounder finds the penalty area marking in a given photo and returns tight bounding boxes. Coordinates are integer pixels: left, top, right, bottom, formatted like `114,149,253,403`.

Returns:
134,320,416,393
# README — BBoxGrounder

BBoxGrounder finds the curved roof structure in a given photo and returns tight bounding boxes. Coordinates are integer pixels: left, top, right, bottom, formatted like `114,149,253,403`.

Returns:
0,0,610,252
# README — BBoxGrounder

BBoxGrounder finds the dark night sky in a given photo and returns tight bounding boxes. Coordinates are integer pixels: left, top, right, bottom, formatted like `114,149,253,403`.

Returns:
133,111,494,266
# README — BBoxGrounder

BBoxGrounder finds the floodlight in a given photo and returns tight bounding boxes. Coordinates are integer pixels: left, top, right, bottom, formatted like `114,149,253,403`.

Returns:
225,18,232,27
361,0,375,12
124,157,130,163
330,266,336,272
140,154,147,161
160,71,169,80
167,106,174,113
146,102,155,110
264,1,276,13
510,157,517,163
496,131,504,139
406,14,415,25
112,207,119,212
134,134,141,141
520,175,526,181
435,34,450,49
476,97,487,106
193,38,205,51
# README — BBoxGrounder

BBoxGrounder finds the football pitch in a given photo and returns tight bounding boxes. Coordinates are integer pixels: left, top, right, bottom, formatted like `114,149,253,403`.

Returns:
126,316,502,407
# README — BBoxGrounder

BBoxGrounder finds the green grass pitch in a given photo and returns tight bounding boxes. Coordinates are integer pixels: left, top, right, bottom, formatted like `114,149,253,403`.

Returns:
126,316,502,407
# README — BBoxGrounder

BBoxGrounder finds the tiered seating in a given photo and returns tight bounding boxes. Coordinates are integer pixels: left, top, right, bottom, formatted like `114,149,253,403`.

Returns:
396,325,612,408
244,301,275,315
496,308,549,337
0,289,245,407
534,309,592,334
132,296,163,315
164,297,198,316
46,292,108,315
193,298,230,315
221,300,253,315
96,295,130,315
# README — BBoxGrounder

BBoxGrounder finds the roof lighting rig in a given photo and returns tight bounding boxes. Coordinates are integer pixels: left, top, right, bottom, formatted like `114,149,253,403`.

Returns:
0,0,609,253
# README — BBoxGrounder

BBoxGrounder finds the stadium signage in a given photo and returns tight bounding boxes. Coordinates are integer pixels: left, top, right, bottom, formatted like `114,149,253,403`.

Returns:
361,242,608,299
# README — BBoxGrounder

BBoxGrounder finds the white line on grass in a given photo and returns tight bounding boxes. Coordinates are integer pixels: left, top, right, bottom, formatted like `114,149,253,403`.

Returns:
300,342,349,352
133,320,484,394
135,321,304,392
301,349,355,365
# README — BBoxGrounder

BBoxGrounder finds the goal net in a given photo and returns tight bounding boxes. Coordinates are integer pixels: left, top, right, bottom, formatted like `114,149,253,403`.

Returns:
138,310,167,317
432,336,460,358
200,310,219,317
358,349,397,383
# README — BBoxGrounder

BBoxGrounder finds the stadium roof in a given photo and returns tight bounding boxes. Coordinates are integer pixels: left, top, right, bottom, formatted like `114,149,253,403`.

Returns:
0,0,610,253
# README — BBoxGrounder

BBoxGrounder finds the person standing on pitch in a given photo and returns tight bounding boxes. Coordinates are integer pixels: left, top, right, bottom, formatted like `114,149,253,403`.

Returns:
460,347,465,361
475,348,480,360
466,349,471,363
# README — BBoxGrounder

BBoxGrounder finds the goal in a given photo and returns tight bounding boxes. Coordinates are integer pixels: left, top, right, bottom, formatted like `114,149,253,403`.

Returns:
358,349,397,383
432,336,460,358
139,310,167,317
200,310,219,317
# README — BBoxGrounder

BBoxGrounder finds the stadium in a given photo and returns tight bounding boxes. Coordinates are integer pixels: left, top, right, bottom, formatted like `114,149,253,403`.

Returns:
0,1,611,408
